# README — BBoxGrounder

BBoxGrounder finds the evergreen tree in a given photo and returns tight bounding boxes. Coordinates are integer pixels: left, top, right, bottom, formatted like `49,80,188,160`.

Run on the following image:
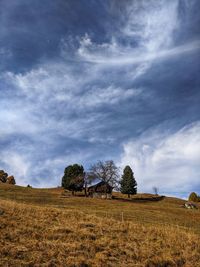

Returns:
61,164,84,195
120,166,137,198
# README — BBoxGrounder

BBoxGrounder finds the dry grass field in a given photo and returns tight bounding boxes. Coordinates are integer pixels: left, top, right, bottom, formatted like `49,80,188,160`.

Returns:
0,184,200,267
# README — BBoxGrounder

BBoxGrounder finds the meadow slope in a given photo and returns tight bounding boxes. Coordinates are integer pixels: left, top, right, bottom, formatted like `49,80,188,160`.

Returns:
0,184,200,267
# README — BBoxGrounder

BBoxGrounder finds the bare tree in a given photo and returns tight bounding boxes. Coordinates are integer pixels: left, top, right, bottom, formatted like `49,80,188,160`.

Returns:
90,160,120,189
152,186,159,196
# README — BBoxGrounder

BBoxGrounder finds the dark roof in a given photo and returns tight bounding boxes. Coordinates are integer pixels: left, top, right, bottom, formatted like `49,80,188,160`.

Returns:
88,181,113,193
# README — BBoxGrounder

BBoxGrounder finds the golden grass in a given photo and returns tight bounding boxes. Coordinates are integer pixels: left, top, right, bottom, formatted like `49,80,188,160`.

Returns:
0,184,200,266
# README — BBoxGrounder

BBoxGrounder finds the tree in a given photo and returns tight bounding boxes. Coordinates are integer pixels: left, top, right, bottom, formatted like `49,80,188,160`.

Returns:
188,192,199,202
6,176,16,185
61,164,84,195
120,166,137,198
152,186,159,196
0,170,8,183
89,160,120,189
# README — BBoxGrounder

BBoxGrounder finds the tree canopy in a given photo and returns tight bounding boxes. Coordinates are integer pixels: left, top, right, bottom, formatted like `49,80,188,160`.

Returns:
62,164,84,194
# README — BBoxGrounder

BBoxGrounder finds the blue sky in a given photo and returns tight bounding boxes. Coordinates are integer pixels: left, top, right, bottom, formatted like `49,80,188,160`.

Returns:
0,0,199,198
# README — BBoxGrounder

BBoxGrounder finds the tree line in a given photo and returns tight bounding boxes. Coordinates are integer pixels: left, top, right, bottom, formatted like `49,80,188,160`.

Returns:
61,160,137,198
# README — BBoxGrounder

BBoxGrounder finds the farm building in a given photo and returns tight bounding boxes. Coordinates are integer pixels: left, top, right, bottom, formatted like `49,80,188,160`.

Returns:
88,181,113,199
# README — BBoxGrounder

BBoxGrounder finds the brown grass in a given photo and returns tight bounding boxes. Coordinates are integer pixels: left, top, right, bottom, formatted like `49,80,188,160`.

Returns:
0,184,200,266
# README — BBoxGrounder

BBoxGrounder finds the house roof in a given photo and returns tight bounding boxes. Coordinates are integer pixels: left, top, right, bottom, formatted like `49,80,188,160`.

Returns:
88,181,113,193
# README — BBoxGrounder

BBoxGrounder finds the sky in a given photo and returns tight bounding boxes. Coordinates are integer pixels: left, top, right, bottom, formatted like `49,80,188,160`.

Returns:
0,0,200,198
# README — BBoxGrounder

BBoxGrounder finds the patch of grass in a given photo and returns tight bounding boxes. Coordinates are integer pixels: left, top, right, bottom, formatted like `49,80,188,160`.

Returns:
0,184,200,266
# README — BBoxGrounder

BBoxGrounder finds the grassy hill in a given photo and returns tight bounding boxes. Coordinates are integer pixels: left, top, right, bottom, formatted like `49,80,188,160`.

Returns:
0,183,200,266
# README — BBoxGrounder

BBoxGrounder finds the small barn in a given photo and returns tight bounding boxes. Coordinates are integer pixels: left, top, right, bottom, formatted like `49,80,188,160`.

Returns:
88,181,113,199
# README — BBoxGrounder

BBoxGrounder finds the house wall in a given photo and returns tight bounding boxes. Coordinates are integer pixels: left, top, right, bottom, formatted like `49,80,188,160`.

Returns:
92,192,112,199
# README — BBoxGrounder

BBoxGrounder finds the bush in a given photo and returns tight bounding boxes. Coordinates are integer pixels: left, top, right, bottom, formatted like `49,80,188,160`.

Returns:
6,176,16,185
188,192,199,202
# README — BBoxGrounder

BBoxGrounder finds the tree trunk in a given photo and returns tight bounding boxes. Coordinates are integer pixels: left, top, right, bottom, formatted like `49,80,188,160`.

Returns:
72,191,74,196
84,187,87,197
128,194,130,198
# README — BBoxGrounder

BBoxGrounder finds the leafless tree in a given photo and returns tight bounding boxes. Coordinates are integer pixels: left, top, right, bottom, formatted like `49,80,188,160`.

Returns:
83,171,95,197
90,160,120,189
152,186,159,196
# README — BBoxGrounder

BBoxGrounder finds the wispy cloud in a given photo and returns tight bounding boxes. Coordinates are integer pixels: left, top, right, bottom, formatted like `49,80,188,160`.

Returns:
72,1,199,67
122,0,179,51
77,39,200,66
0,57,143,186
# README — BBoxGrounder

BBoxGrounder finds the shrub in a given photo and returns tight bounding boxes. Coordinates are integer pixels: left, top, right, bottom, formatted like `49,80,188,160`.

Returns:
6,176,16,185
188,192,199,202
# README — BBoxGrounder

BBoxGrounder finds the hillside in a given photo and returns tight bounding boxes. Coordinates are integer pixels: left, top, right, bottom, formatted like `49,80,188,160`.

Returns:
0,184,200,266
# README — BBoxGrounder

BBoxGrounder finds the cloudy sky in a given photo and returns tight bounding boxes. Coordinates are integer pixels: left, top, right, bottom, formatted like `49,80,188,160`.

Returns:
0,0,199,198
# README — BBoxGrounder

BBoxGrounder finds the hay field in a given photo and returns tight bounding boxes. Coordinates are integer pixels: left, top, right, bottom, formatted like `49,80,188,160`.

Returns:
0,184,200,266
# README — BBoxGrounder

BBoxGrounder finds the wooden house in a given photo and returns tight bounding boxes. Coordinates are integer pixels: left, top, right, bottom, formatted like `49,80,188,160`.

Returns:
88,181,113,199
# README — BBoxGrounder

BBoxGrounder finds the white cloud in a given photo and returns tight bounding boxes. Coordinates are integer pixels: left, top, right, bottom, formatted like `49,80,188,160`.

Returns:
59,0,199,84
0,151,30,185
119,122,200,197
4,66,78,99
77,86,142,107
3,60,141,104
76,37,200,66
123,0,179,52
0,107,41,138
1,66,139,140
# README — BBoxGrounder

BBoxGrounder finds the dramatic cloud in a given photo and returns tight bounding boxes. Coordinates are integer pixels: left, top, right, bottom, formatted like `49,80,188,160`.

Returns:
120,122,200,198
0,0,199,196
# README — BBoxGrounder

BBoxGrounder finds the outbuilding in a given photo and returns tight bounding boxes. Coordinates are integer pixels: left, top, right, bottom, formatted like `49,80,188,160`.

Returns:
88,181,113,199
